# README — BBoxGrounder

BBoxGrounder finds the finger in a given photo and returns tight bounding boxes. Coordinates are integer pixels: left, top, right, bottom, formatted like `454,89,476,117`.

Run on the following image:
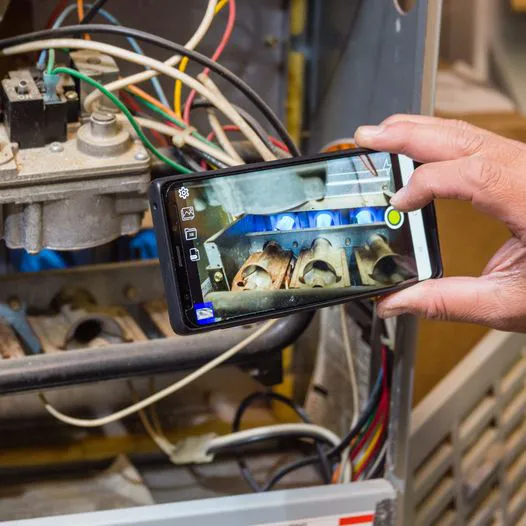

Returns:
355,121,489,163
377,277,506,328
390,156,518,226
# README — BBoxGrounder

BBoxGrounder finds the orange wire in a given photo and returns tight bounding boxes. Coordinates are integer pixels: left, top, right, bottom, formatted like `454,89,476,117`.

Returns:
127,85,180,122
77,0,91,40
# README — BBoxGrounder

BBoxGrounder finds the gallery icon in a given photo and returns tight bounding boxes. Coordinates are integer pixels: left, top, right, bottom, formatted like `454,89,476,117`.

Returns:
178,186,190,199
194,302,216,325
184,227,198,241
189,247,200,262
384,206,404,230
181,206,195,221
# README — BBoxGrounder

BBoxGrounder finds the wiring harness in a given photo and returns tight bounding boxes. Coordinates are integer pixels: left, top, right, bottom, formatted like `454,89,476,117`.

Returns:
7,0,391,493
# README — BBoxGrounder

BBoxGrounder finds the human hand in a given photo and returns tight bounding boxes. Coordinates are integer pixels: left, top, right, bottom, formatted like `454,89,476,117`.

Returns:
355,114,526,332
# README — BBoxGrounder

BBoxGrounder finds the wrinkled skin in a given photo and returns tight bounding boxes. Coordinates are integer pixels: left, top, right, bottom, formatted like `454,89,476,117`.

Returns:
355,114,526,332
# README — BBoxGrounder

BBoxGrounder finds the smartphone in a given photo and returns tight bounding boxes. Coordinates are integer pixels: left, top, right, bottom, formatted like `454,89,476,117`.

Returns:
150,149,442,334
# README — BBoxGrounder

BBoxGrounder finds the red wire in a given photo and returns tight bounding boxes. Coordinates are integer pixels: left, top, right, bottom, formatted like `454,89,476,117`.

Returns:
206,124,290,153
353,428,387,480
46,0,70,28
183,0,237,124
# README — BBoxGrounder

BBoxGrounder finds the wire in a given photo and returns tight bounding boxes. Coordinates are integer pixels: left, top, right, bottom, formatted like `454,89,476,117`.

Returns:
207,110,244,164
6,37,276,161
80,0,110,24
76,0,90,40
50,66,190,173
125,115,238,167
174,0,229,117
37,3,169,108
362,442,387,480
77,0,84,22
207,424,340,455
353,424,384,479
126,88,222,152
263,368,384,491
339,304,360,483
0,24,300,156
39,320,278,428
84,0,218,112
46,0,69,29
190,99,287,157
46,49,55,74
183,0,236,124
232,392,332,491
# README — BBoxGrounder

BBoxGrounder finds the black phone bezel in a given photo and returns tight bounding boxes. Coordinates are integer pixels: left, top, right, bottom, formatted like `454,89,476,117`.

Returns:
149,148,443,335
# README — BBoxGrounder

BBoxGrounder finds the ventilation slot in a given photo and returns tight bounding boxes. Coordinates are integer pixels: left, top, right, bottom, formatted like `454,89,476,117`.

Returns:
504,422,525,467
413,437,453,504
459,388,496,448
415,471,454,526
508,481,526,524
500,354,525,402
506,452,525,498
502,387,526,435
466,487,500,526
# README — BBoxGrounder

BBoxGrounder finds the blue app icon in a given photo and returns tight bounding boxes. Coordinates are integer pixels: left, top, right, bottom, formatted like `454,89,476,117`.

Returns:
194,302,216,325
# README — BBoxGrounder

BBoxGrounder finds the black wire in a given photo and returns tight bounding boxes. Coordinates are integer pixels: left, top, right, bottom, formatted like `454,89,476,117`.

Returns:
230,392,332,491
0,25,300,157
80,0,111,25
263,369,385,491
189,99,287,158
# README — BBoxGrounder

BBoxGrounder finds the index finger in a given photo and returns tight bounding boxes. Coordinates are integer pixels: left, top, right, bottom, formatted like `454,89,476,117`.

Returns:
354,120,489,163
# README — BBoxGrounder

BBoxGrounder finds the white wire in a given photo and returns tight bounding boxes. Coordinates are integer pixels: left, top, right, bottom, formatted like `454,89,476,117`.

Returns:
339,304,360,483
207,109,245,165
117,115,238,167
199,74,276,162
36,3,169,108
83,0,218,111
208,423,341,452
359,442,387,481
2,38,275,161
39,320,278,428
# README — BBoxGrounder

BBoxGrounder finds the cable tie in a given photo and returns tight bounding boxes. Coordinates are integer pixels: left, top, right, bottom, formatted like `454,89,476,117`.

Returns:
172,125,197,148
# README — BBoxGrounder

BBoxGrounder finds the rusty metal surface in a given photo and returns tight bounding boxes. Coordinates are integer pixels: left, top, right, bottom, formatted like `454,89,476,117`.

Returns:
290,238,351,289
0,320,25,359
232,243,293,292
355,235,416,286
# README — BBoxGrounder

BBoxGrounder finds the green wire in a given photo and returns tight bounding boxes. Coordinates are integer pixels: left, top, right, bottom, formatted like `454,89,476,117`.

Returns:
52,66,191,174
126,90,220,151
46,49,55,74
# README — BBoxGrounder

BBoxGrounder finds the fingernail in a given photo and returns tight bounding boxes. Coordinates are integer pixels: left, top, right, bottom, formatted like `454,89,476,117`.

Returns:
390,187,408,208
377,306,405,319
356,125,385,138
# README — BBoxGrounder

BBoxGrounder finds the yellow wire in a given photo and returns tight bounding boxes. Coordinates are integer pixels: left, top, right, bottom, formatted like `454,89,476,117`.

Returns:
353,424,384,477
173,0,229,117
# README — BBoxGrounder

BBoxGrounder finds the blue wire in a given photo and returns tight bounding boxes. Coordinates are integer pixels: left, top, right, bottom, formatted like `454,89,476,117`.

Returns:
37,3,170,108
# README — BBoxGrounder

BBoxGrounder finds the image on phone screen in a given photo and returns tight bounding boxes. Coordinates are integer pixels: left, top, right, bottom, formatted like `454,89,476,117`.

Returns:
163,151,436,329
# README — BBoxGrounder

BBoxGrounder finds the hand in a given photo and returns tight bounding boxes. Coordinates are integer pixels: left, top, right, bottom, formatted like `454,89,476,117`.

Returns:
355,114,526,332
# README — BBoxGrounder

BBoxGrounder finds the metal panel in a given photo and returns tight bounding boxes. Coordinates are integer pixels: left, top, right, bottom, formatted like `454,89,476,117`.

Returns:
306,0,442,150
2,480,395,526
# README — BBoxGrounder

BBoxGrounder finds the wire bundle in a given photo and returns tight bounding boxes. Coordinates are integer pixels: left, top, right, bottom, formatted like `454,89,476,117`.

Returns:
15,0,388,493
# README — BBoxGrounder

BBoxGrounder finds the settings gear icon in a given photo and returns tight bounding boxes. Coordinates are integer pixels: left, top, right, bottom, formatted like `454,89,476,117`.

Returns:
178,186,190,200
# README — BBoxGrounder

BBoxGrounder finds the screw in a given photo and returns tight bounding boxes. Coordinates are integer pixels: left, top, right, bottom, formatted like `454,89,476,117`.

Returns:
213,271,224,283
49,142,64,153
16,79,29,95
65,91,78,101
124,286,138,300
135,149,148,161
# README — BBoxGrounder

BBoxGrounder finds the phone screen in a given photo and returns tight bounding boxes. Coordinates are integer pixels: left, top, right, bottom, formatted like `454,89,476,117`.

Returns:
164,151,436,328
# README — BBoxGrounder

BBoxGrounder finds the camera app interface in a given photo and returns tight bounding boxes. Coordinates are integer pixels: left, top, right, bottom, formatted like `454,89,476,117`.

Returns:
167,152,419,327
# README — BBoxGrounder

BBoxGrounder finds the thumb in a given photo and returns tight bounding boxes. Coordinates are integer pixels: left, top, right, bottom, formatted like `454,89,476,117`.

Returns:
377,277,503,327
